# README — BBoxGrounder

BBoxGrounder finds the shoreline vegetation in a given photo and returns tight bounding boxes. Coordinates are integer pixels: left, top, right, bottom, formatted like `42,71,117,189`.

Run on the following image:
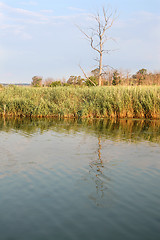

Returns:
0,86,160,119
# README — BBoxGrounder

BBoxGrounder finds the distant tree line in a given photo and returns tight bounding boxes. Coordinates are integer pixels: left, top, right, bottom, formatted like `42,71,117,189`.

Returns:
31,68,160,87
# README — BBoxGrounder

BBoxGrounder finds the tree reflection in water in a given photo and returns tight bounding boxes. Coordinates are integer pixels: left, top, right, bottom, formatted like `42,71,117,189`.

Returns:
0,117,160,206
88,135,112,207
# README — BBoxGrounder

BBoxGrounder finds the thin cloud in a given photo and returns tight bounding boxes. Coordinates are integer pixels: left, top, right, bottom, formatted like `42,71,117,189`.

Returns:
20,1,37,6
0,22,32,40
68,7,86,12
0,2,5,7
0,1,87,40
5,5,49,20
40,10,54,14
0,2,86,25
0,2,50,23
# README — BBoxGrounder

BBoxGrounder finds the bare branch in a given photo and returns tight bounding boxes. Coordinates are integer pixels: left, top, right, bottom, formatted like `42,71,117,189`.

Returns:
91,38,101,53
102,36,108,46
103,48,119,54
102,65,116,71
77,6,117,86
79,65,96,86
76,24,100,53
94,57,99,62
75,24,91,40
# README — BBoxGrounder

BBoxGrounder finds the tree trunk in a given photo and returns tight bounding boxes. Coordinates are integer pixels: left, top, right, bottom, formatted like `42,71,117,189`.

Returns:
99,42,103,86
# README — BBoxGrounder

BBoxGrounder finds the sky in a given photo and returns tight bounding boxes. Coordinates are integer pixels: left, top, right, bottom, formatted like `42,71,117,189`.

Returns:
0,0,160,83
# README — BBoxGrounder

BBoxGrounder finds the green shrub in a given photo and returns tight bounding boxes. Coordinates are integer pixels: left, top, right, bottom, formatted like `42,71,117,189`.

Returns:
50,81,62,87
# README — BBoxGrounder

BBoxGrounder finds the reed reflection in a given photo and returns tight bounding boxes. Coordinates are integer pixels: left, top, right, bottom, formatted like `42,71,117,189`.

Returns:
0,118,160,143
0,117,160,207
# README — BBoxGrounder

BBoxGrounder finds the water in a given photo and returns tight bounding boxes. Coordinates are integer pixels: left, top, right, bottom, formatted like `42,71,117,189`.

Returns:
0,118,160,240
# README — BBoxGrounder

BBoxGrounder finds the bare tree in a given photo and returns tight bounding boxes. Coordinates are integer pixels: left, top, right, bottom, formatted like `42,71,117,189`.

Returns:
77,7,117,86
44,77,54,87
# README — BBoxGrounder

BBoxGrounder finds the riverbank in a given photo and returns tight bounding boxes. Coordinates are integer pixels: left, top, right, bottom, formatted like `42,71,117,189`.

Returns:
0,86,160,119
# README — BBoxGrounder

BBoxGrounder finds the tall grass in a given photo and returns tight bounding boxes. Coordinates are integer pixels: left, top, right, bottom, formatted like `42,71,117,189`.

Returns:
0,86,160,119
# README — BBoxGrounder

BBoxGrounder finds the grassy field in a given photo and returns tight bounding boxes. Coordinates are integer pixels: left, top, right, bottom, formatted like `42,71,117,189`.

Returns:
0,86,160,119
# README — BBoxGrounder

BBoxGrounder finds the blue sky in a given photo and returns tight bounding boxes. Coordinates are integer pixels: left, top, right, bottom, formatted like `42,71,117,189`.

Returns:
0,0,160,83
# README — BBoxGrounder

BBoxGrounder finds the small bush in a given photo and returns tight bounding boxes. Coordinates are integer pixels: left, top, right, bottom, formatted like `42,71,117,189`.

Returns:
50,81,62,87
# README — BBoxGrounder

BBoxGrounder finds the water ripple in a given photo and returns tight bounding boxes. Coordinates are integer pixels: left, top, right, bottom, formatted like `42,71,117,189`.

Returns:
0,120,160,240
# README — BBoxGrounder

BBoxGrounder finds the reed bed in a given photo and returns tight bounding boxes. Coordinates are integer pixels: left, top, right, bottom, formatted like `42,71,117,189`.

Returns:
0,86,160,119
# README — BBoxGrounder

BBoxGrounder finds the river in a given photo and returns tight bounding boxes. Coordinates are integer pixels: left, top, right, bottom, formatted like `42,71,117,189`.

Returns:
0,118,160,240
